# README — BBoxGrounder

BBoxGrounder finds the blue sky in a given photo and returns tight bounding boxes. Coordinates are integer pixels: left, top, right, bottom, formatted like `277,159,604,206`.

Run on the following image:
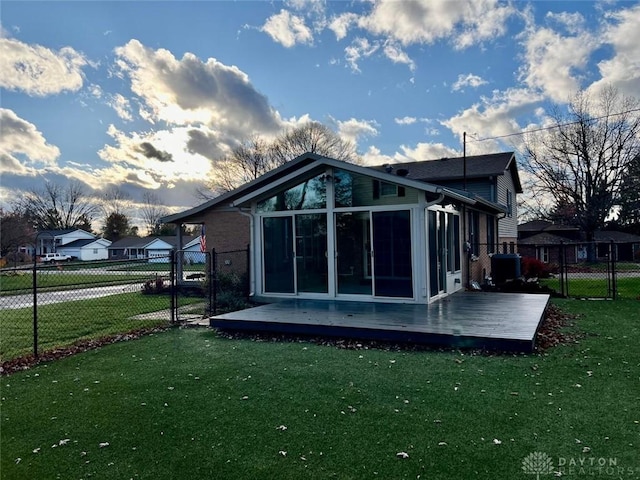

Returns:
1,0,639,231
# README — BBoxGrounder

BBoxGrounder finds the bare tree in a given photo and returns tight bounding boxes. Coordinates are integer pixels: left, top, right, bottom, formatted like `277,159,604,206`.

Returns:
521,86,640,258
16,181,98,231
99,186,133,218
269,122,359,166
140,192,170,236
616,154,640,231
0,208,35,261
208,122,360,194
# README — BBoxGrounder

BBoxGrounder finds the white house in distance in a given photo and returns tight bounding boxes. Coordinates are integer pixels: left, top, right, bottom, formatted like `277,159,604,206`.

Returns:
26,228,111,260
33,228,97,256
57,238,112,261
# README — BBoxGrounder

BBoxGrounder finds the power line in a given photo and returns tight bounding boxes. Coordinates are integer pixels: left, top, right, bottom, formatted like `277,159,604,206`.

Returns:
467,107,640,143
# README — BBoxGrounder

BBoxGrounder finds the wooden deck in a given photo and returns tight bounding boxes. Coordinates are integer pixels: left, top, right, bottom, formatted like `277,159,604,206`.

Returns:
210,292,550,352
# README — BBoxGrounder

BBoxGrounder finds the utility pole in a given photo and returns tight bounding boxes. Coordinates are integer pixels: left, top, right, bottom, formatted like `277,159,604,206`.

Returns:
463,131,467,191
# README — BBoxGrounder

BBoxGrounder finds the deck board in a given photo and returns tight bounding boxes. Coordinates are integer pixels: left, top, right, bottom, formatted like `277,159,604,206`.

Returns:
210,292,550,352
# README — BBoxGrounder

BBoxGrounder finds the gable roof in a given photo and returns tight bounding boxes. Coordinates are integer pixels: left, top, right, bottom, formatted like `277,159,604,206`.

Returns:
37,228,95,238
371,152,523,193
594,231,640,243
518,220,580,233
58,238,111,248
108,236,196,249
162,152,507,223
518,232,574,245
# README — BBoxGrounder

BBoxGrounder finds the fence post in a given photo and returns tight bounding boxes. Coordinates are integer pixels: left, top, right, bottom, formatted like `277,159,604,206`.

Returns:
170,249,176,323
32,256,38,358
206,249,213,317
211,248,217,315
610,240,617,300
559,241,566,298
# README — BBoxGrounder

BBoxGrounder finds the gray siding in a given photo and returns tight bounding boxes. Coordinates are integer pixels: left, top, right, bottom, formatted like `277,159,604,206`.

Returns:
497,175,518,238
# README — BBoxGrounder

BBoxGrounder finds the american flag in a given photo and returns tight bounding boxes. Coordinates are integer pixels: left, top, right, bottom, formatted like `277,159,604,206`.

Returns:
199,224,207,253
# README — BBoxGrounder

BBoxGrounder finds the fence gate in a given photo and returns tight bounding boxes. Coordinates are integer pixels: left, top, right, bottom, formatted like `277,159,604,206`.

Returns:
559,241,618,299
172,249,213,323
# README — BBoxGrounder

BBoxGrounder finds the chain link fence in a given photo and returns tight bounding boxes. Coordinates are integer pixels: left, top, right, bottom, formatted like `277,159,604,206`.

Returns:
1,246,254,369
1,256,175,367
516,241,640,299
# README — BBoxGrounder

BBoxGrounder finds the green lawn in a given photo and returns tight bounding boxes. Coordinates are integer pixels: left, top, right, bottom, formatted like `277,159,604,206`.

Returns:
541,276,640,299
0,293,172,361
1,299,639,479
0,271,161,295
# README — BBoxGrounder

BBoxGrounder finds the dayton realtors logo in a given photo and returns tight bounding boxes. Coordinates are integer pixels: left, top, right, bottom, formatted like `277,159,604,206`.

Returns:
522,452,639,477
522,451,554,479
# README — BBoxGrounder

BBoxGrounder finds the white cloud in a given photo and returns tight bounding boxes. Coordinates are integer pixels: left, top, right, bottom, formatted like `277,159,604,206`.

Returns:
98,125,214,187
345,37,380,72
0,37,87,96
357,0,514,49
361,142,459,167
441,88,544,153
545,11,585,35
108,93,133,122
518,22,596,102
261,10,314,48
395,116,417,125
336,118,379,145
0,109,60,170
383,42,415,71
452,73,488,92
589,4,640,98
113,39,282,135
329,13,359,40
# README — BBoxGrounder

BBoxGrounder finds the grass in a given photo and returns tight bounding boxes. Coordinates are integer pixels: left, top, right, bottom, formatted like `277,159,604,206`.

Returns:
541,276,640,299
1,299,639,479
0,271,162,295
0,293,173,361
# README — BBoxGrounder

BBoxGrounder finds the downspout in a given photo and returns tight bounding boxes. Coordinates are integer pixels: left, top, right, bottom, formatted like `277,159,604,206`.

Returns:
237,208,255,297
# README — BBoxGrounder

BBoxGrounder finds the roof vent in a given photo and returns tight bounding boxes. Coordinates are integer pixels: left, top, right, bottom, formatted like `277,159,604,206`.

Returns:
396,168,409,177
384,164,393,173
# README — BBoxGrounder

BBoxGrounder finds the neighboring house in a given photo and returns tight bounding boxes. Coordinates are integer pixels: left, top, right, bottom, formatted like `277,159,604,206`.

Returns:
57,238,112,261
183,236,206,264
374,152,523,247
32,229,97,256
162,152,509,304
518,220,640,263
108,236,197,262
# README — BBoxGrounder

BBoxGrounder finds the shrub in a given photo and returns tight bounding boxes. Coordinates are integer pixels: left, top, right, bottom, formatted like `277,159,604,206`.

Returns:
521,257,554,279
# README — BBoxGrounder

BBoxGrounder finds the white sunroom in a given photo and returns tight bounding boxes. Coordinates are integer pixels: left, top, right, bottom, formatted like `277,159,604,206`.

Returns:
223,155,505,304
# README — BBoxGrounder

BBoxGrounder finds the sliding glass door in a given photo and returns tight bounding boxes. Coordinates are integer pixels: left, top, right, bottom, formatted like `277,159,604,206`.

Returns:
372,210,413,298
335,210,413,298
263,214,328,294
263,217,295,293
